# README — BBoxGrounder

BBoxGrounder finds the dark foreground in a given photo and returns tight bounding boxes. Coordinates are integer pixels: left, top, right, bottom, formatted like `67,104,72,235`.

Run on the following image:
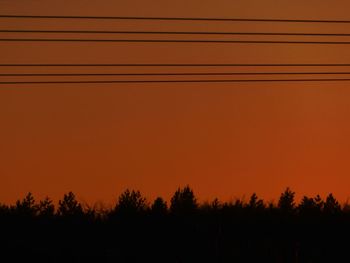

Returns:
0,187,349,262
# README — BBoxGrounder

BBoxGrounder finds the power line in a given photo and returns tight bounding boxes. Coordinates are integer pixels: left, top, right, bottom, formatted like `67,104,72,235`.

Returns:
2,78,350,85
2,30,350,37
1,63,350,67
2,72,350,77
3,39,350,44
1,15,350,23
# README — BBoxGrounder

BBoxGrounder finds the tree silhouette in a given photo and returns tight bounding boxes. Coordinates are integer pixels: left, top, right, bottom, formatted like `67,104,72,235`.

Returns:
314,194,324,211
114,189,147,217
247,193,265,210
211,198,221,210
298,196,318,216
14,192,37,217
1,187,350,263
170,185,198,215
323,193,341,215
151,197,168,215
278,187,295,213
0,203,9,216
38,197,55,218
81,202,98,221
343,200,350,213
57,192,83,217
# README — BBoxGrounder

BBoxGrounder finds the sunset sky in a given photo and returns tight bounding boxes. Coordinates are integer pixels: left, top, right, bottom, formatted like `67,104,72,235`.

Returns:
1,0,350,205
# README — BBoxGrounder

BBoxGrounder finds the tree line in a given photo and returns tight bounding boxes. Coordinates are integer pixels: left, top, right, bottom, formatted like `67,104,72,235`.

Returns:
0,186,349,262
0,186,346,218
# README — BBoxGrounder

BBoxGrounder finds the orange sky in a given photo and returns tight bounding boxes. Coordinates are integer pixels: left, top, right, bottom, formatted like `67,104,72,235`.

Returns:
1,0,350,205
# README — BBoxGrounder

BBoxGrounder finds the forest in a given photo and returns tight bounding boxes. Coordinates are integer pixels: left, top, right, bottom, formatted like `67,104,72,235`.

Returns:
0,186,349,262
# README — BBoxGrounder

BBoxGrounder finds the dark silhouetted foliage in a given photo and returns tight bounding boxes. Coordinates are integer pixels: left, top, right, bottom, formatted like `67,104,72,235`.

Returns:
247,193,265,210
298,196,318,216
38,197,55,217
323,193,341,215
14,192,37,217
170,185,198,215
151,197,168,215
0,187,349,263
57,191,83,217
278,187,295,213
113,189,147,217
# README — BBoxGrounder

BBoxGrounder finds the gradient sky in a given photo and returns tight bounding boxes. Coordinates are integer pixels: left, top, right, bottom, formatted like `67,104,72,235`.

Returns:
1,0,350,205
